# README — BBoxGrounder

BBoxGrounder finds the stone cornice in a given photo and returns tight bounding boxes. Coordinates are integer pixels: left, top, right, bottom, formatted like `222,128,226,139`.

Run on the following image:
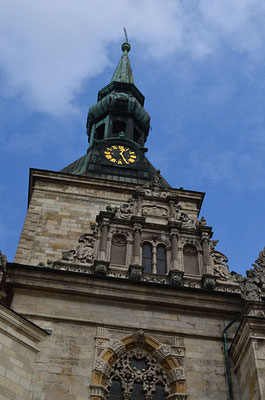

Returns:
7,262,243,317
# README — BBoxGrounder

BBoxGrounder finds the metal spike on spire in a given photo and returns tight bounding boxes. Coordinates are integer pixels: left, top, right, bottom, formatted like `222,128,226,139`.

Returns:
123,27,128,43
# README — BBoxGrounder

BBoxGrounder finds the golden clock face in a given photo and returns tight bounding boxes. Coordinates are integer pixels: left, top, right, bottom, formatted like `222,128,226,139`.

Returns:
104,145,137,165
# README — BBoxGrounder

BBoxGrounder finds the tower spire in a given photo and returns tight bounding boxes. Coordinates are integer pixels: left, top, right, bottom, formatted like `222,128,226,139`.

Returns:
111,28,134,84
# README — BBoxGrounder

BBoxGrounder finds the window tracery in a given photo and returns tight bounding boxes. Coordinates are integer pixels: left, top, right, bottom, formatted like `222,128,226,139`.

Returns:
142,242,167,275
107,349,169,400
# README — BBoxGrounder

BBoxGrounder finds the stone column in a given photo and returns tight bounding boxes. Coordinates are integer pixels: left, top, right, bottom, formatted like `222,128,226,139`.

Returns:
169,200,175,222
170,231,181,270
201,232,211,274
133,227,141,265
152,244,157,274
99,220,109,260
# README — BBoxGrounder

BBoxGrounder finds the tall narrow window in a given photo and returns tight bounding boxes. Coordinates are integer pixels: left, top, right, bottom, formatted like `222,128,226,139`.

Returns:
94,123,105,140
110,234,127,266
153,385,166,400
157,245,167,275
142,242,152,273
131,383,144,400
183,244,199,275
109,380,123,400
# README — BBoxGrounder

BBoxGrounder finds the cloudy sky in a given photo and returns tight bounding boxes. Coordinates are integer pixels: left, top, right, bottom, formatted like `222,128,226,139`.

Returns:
1,0,265,274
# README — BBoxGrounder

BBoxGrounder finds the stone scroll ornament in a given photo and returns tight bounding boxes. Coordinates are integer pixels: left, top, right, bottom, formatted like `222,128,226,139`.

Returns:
61,234,95,264
231,246,265,301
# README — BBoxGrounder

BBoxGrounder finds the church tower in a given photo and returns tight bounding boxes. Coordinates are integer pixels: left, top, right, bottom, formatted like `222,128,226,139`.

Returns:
1,39,265,400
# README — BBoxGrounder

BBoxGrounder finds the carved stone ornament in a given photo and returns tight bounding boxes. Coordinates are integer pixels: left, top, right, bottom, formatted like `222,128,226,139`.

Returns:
109,341,126,358
107,349,170,398
153,345,172,363
169,270,184,286
94,358,111,376
142,204,168,217
129,264,144,281
135,329,146,347
94,260,109,276
116,199,134,219
0,251,7,286
202,274,217,290
209,240,230,281
62,234,95,264
231,246,265,301
168,367,185,383
177,212,197,230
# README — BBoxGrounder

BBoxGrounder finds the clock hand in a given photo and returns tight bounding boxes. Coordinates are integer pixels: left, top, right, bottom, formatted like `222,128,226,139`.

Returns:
119,149,129,164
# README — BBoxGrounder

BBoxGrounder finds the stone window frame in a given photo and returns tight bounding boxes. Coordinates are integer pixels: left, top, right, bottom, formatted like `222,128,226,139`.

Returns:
108,230,130,268
90,332,187,400
140,239,169,275
180,239,203,276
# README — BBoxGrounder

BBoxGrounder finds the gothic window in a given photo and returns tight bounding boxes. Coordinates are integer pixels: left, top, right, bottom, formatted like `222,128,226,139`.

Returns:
142,242,152,273
94,123,105,140
156,245,167,275
107,350,169,400
112,120,126,136
183,243,199,275
110,234,127,266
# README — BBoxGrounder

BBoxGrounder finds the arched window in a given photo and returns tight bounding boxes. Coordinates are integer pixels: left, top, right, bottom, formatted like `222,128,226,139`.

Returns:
142,242,152,273
156,245,167,275
183,244,199,275
110,234,127,266
112,121,126,136
107,350,168,400
94,123,105,140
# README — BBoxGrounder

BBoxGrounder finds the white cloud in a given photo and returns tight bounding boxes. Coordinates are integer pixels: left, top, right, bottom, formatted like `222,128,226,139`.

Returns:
0,0,265,115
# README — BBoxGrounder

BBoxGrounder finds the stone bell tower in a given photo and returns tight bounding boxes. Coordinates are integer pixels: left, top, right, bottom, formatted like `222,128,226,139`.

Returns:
1,38,265,400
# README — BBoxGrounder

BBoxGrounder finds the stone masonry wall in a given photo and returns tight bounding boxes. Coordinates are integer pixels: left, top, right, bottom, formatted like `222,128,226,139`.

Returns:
10,279,241,400
0,304,47,400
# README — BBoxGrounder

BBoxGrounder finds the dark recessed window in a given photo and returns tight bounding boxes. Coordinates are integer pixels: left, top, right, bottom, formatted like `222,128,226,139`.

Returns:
142,242,152,274
109,380,123,400
133,128,141,143
113,121,126,136
94,123,105,140
156,245,167,275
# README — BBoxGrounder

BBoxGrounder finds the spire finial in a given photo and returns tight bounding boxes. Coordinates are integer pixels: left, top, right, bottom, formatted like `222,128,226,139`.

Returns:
122,27,131,53
123,27,128,43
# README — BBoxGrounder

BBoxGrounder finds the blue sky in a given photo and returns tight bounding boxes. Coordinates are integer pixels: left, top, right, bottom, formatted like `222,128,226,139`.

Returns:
0,0,265,274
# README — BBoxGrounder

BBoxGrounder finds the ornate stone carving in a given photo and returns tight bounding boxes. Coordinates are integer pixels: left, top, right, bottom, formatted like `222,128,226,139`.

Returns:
231,246,265,301
168,367,185,383
0,251,7,287
90,384,108,400
202,274,216,290
177,211,197,229
116,199,134,219
142,204,168,217
94,260,109,276
153,344,172,363
210,240,230,280
135,329,145,347
109,341,126,358
107,349,170,398
169,270,184,286
62,234,95,264
94,358,111,375
129,264,144,281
